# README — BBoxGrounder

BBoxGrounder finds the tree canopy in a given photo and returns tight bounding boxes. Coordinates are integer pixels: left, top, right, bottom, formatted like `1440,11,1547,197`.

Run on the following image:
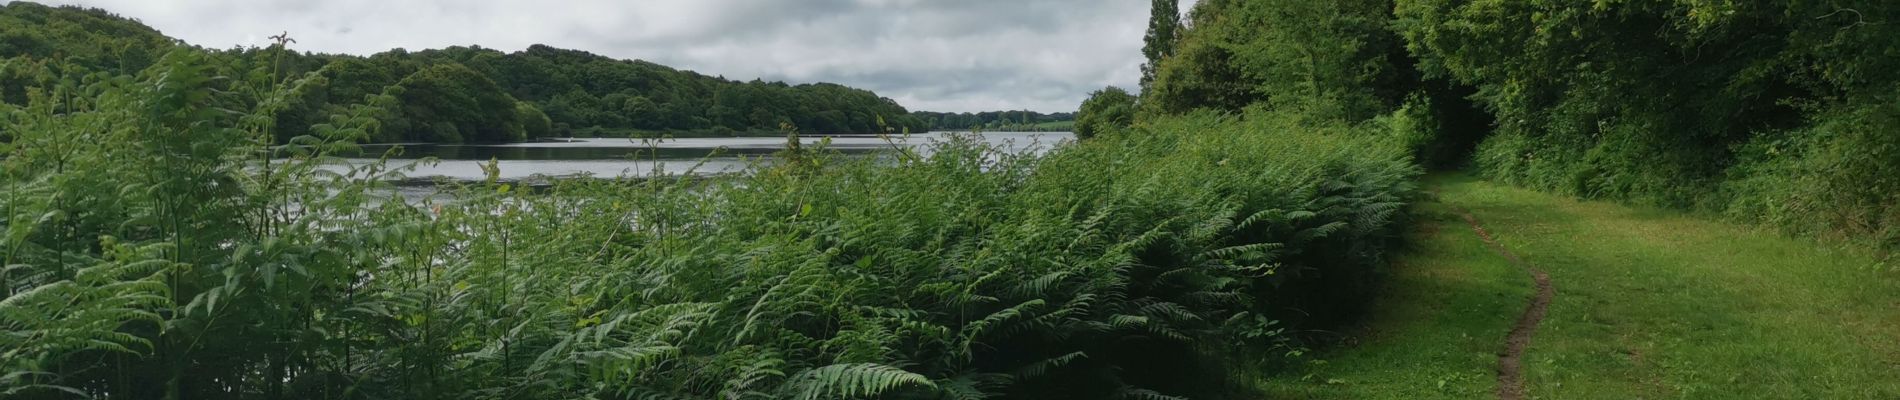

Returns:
1074,86,1136,139
383,63,530,143
1140,0,1899,251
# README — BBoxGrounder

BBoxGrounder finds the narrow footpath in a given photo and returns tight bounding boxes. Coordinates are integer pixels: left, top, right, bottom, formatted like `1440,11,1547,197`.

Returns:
1256,175,1900,399
1451,205,1553,400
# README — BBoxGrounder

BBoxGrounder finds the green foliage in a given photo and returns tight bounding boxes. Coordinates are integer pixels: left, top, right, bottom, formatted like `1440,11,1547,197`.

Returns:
1140,0,1181,91
1074,86,1136,139
1397,0,1900,251
1721,87,1900,249
911,110,1075,132
1,40,1418,398
784,363,934,400
0,2,169,76
1138,0,1895,251
2,45,389,398
471,45,926,135
385,63,528,143
0,249,171,396
1369,91,1488,169
516,101,553,139
1141,19,1255,116
1143,0,1418,122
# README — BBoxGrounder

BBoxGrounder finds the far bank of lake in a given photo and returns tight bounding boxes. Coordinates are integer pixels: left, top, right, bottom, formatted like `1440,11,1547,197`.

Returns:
332,132,1073,182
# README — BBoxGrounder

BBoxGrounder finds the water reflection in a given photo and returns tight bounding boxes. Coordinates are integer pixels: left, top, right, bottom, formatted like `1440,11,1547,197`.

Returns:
330,132,1071,182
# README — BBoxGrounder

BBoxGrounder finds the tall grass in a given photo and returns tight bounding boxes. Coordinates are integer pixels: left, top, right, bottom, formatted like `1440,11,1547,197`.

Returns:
1,48,1418,399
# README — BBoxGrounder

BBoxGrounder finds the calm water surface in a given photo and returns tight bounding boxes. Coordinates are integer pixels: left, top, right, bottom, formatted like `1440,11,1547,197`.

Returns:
333,132,1072,182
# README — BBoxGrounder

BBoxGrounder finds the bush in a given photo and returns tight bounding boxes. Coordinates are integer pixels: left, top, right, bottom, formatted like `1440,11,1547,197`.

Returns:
1073,86,1136,139
1722,89,1900,252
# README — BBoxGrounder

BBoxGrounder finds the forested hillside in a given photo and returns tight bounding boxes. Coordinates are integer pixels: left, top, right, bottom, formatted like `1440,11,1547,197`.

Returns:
301,44,929,139
0,2,169,75
0,2,928,143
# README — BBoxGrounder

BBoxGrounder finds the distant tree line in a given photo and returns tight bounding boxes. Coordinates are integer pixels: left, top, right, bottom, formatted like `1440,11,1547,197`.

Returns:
910,110,1074,132
0,2,929,144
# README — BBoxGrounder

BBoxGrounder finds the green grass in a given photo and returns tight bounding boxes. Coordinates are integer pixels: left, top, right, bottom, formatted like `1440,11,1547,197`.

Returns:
1257,174,1900,399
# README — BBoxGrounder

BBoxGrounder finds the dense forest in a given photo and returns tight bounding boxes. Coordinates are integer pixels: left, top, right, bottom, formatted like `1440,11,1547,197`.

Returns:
2,0,1896,399
0,2,928,143
1080,0,1898,250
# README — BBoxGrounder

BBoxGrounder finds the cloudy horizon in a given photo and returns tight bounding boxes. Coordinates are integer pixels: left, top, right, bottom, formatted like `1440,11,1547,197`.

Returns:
10,0,1183,113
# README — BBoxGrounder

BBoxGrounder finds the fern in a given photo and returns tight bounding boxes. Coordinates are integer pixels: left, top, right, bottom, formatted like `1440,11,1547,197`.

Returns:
1012,351,1087,382
1118,387,1190,400
781,363,935,400
0,42,1418,398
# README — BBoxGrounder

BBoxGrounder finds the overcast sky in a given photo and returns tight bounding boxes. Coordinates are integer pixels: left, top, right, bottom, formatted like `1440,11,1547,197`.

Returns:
17,0,1186,113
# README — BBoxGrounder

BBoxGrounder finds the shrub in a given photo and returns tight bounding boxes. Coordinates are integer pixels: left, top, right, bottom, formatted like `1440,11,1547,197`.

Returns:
1723,88,1900,253
1073,86,1136,139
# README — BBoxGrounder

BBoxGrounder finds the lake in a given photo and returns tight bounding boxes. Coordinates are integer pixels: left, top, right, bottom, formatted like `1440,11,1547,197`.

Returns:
333,131,1073,183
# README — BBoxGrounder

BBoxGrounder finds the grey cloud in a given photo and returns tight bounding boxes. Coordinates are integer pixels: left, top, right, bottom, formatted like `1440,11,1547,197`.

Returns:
21,0,1157,113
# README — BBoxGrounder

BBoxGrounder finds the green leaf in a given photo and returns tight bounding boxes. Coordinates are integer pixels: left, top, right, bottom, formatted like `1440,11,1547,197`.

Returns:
784,363,934,400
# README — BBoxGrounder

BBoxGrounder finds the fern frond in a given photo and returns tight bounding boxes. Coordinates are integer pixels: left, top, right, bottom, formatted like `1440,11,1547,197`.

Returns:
1117,387,1189,400
781,363,935,400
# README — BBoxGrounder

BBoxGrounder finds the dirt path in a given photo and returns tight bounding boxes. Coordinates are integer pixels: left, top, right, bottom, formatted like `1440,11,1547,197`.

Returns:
1259,177,1900,398
1455,208,1554,400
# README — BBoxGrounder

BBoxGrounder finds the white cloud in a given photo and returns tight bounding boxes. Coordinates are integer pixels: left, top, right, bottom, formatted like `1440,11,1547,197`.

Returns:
15,0,1158,113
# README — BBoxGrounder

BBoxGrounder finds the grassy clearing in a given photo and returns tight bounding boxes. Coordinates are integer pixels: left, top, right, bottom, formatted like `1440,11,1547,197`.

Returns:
1257,174,1900,399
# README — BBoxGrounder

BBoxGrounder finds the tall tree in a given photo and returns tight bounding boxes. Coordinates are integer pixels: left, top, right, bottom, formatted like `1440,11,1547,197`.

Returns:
1139,0,1181,92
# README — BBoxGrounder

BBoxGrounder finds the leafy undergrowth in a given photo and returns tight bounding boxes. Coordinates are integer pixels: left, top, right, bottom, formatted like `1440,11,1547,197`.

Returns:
0,49,1420,400
1257,174,1900,399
